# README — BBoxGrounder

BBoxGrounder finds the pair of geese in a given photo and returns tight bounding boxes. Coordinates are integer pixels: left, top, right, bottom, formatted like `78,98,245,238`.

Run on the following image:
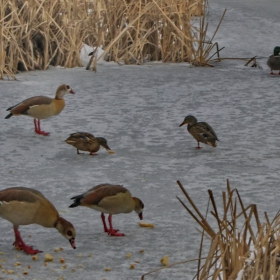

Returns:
2,84,218,255
0,185,144,254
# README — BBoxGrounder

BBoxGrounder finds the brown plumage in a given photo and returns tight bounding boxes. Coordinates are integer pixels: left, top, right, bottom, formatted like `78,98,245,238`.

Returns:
5,84,75,136
179,115,219,149
0,187,76,254
69,184,144,236
65,132,114,155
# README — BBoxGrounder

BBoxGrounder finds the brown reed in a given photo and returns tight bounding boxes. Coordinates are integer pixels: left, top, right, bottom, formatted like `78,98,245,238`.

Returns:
0,0,224,79
142,179,280,279
97,0,225,67
0,0,93,79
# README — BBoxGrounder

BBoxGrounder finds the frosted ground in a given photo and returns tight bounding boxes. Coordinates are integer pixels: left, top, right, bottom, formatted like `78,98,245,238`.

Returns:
0,0,280,279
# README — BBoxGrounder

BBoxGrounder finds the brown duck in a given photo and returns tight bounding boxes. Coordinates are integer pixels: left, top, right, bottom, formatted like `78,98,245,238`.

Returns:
179,115,219,149
65,132,114,155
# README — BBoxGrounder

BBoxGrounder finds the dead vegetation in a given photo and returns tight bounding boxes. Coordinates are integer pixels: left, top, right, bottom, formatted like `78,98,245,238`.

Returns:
0,0,89,79
0,0,225,79
142,179,280,279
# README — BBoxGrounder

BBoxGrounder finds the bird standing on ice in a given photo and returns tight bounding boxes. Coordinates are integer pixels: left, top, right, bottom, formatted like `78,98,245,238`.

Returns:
0,187,76,254
267,46,280,75
69,184,144,236
5,84,75,136
65,132,115,155
179,115,219,149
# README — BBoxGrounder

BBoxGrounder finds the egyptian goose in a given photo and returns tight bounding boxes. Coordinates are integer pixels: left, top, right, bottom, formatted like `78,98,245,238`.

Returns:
267,46,280,75
179,115,219,149
5,84,75,136
65,132,115,155
69,184,144,236
0,187,76,254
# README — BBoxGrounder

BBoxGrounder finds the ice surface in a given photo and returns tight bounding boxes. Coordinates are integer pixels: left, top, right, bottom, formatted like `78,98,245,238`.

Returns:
0,0,280,279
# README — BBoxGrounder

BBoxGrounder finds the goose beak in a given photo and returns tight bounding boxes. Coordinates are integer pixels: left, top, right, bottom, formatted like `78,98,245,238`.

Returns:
138,212,143,220
70,89,75,94
69,238,76,249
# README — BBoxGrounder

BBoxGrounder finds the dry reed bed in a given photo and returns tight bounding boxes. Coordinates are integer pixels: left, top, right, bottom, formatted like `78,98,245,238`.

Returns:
142,179,280,279
0,0,224,79
98,0,205,63
89,0,225,70
0,0,94,79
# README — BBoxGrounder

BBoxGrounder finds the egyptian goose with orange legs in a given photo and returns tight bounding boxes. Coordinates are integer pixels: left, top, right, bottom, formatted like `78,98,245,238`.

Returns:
65,132,115,155
0,187,76,254
69,184,144,236
5,84,75,136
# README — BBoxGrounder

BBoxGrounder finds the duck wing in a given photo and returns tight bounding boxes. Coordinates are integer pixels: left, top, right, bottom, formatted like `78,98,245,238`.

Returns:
190,122,218,143
68,132,95,140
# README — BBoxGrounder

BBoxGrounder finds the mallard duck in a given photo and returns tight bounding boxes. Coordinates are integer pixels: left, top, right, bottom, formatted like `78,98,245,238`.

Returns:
179,115,219,149
5,84,75,136
267,46,280,75
65,132,114,155
0,187,76,254
69,184,144,236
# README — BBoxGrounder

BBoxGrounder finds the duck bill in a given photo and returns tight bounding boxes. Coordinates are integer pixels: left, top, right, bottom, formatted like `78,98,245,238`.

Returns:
179,121,186,127
69,238,76,249
105,144,111,150
138,212,143,220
